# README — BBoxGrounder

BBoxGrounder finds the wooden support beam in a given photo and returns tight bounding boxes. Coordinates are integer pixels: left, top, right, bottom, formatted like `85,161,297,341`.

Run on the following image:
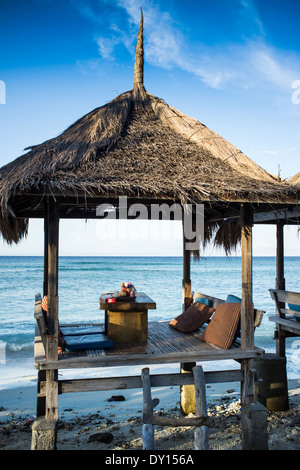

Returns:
46,199,59,361
240,204,254,351
182,222,191,311
181,218,195,414
43,199,48,297
45,199,59,421
39,369,244,395
276,222,285,291
276,222,286,357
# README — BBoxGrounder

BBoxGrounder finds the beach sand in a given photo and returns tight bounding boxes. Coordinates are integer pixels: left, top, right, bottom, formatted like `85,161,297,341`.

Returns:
0,373,300,451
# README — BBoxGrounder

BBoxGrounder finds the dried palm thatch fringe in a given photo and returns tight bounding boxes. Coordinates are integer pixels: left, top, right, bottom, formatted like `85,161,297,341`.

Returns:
290,172,300,185
0,213,28,244
203,219,241,255
0,8,299,246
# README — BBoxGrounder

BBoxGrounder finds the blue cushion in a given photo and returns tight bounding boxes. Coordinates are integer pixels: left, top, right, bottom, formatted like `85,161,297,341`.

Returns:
64,334,114,351
194,297,211,307
61,326,104,336
288,304,300,322
226,294,241,304
288,304,300,312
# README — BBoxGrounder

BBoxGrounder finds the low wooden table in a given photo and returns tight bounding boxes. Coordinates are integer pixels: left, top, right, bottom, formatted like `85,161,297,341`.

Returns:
99,292,156,343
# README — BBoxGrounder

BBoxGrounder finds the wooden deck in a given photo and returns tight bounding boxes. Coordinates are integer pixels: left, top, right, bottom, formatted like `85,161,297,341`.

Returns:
34,320,264,371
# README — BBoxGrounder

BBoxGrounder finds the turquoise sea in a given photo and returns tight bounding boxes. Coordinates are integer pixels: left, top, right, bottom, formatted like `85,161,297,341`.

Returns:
0,256,300,382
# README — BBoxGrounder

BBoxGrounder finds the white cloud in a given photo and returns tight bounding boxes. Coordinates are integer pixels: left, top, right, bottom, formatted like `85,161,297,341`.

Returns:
97,37,119,59
238,0,265,37
261,150,279,155
250,44,300,91
73,0,300,93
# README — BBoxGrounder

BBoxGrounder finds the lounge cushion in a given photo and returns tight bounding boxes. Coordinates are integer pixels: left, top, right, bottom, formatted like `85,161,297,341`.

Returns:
194,297,211,306
64,333,114,352
169,302,215,333
200,302,241,349
288,304,300,322
226,294,241,304
288,304,300,311
41,295,48,313
61,326,104,336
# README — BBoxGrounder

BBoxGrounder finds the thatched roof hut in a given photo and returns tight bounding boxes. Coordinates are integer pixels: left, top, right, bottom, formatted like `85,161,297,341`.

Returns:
2,11,298,435
0,10,299,250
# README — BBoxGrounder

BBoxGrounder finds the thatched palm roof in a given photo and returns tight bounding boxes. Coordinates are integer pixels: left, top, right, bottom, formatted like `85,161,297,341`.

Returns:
290,172,300,185
0,10,299,246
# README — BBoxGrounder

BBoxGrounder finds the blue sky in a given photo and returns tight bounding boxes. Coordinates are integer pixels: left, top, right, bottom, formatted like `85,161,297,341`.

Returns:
0,0,300,257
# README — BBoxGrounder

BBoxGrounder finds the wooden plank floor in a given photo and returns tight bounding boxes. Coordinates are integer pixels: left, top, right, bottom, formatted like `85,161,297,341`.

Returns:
35,321,264,370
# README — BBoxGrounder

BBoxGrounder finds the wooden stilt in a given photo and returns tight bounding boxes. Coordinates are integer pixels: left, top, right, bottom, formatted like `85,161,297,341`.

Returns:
141,367,157,450
193,366,209,450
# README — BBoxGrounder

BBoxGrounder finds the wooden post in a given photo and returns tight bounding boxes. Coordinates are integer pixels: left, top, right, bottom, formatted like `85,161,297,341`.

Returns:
276,221,286,357
37,201,49,417
239,204,265,449
276,222,285,291
45,199,59,421
181,219,195,414
193,366,209,450
182,227,191,311
240,204,254,352
43,199,49,297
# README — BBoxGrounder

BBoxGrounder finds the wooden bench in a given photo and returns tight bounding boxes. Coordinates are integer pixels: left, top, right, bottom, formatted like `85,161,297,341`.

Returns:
269,289,300,356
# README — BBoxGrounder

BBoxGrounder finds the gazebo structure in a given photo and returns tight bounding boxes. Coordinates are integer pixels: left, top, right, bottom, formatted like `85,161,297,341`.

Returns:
1,11,300,450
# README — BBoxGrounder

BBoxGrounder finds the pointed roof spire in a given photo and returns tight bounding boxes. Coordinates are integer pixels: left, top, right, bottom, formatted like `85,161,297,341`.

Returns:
133,8,144,90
